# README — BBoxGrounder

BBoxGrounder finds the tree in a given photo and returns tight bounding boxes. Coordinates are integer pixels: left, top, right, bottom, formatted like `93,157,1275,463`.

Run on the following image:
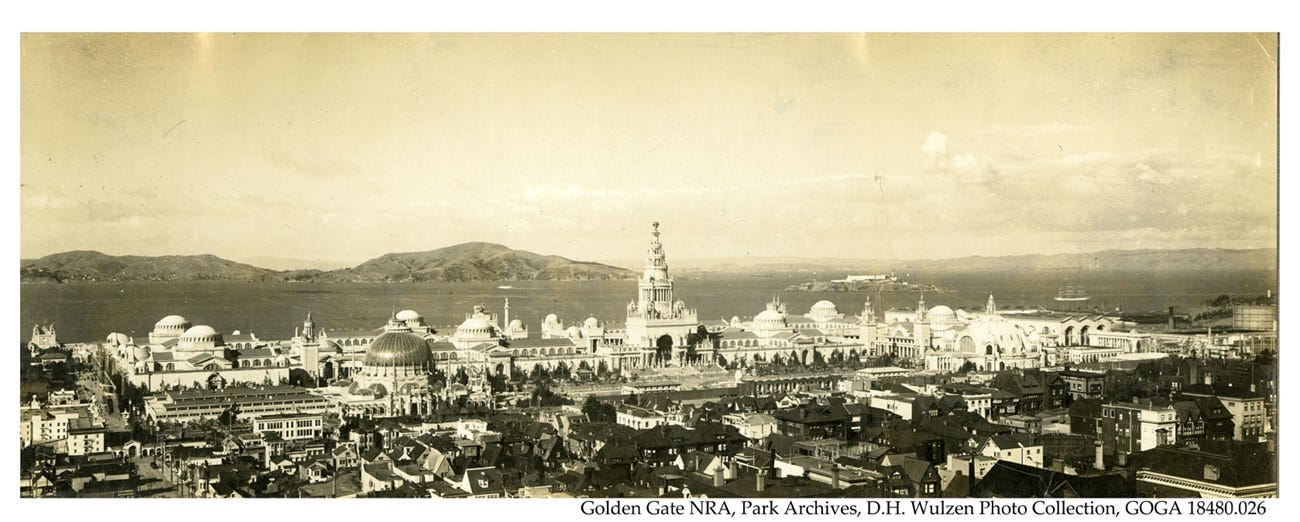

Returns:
1255,348,1277,365
218,405,240,427
582,396,617,423
958,361,977,374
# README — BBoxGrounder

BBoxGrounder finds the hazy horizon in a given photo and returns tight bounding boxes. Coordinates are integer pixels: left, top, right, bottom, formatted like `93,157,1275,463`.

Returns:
22,243,1278,273
22,33,1278,264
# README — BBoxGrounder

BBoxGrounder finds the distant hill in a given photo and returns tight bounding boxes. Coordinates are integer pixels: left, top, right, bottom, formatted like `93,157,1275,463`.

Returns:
20,251,276,283
21,243,635,283
672,248,1278,274
312,242,635,283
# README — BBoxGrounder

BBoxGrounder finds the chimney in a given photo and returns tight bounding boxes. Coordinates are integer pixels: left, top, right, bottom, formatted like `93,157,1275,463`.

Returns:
714,463,725,487
968,455,977,495
729,459,738,479
756,470,766,493
1168,307,1175,330
831,464,841,489
1094,440,1105,471
1116,452,1128,467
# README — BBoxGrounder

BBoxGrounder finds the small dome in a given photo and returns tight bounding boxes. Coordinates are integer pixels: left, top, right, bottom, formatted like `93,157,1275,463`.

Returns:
182,325,219,338
544,313,559,323
566,326,581,337
754,310,784,322
509,319,524,329
395,310,421,321
364,331,431,367
584,317,600,328
132,345,150,361
155,315,190,328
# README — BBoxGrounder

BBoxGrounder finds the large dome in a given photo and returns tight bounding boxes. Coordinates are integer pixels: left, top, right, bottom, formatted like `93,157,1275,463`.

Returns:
811,300,838,312
928,305,957,325
156,315,190,328
395,309,422,321
364,331,431,367
755,309,784,322
806,300,843,322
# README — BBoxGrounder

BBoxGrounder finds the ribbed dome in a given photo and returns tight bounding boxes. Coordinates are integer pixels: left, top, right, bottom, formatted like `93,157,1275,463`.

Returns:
395,309,421,321
754,309,784,322
811,300,837,311
364,330,431,366
928,305,956,325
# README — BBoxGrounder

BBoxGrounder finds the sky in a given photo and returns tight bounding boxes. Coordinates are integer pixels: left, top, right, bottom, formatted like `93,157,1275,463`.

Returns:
20,33,1278,268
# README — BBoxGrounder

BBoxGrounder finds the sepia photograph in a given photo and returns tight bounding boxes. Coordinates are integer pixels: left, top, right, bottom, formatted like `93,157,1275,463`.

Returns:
17,31,1278,502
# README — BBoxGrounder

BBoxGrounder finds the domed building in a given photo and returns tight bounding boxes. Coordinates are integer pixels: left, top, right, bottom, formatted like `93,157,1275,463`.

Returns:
177,325,225,353
750,298,790,336
541,313,566,339
919,295,1048,372
927,305,958,330
451,305,501,348
394,309,434,335
805,300,844,323
347,318,435,416
149,315,192,344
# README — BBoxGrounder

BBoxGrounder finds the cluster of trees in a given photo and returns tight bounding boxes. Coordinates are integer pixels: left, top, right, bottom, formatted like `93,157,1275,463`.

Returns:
514,382,571,408
581,396,617,423
1194,293,1277,321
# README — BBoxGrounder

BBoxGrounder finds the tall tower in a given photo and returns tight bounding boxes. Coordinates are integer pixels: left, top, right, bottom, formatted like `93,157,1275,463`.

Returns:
986,294,998,315
299,311,320,380
913,294,930,357
859,296,878,356
623,222,698,365
635,221,675,318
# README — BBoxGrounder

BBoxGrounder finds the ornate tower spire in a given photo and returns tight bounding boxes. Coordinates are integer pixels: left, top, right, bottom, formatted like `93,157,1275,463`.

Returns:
635,221,675,319
916,293,927,322
860,295,876,324
986,294,998,315
302,311,316,341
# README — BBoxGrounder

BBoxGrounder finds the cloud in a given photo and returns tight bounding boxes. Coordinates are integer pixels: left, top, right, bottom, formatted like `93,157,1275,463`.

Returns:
920,132,949,170
920,131,1000,186
1134,162,1168,185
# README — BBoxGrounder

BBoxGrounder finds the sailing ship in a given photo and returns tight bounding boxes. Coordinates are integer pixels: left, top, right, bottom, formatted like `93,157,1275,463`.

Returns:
1055,283,1091,302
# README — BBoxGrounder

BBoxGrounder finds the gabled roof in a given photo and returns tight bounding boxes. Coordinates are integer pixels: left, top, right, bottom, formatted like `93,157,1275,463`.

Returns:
462,467,504,494
972,460,1132,498
1131,442,1275,488
983,433,1038,450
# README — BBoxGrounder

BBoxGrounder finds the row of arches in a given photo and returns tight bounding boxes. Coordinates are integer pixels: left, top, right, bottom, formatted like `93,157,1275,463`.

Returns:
1061,324,1106,346
237,358,283,368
